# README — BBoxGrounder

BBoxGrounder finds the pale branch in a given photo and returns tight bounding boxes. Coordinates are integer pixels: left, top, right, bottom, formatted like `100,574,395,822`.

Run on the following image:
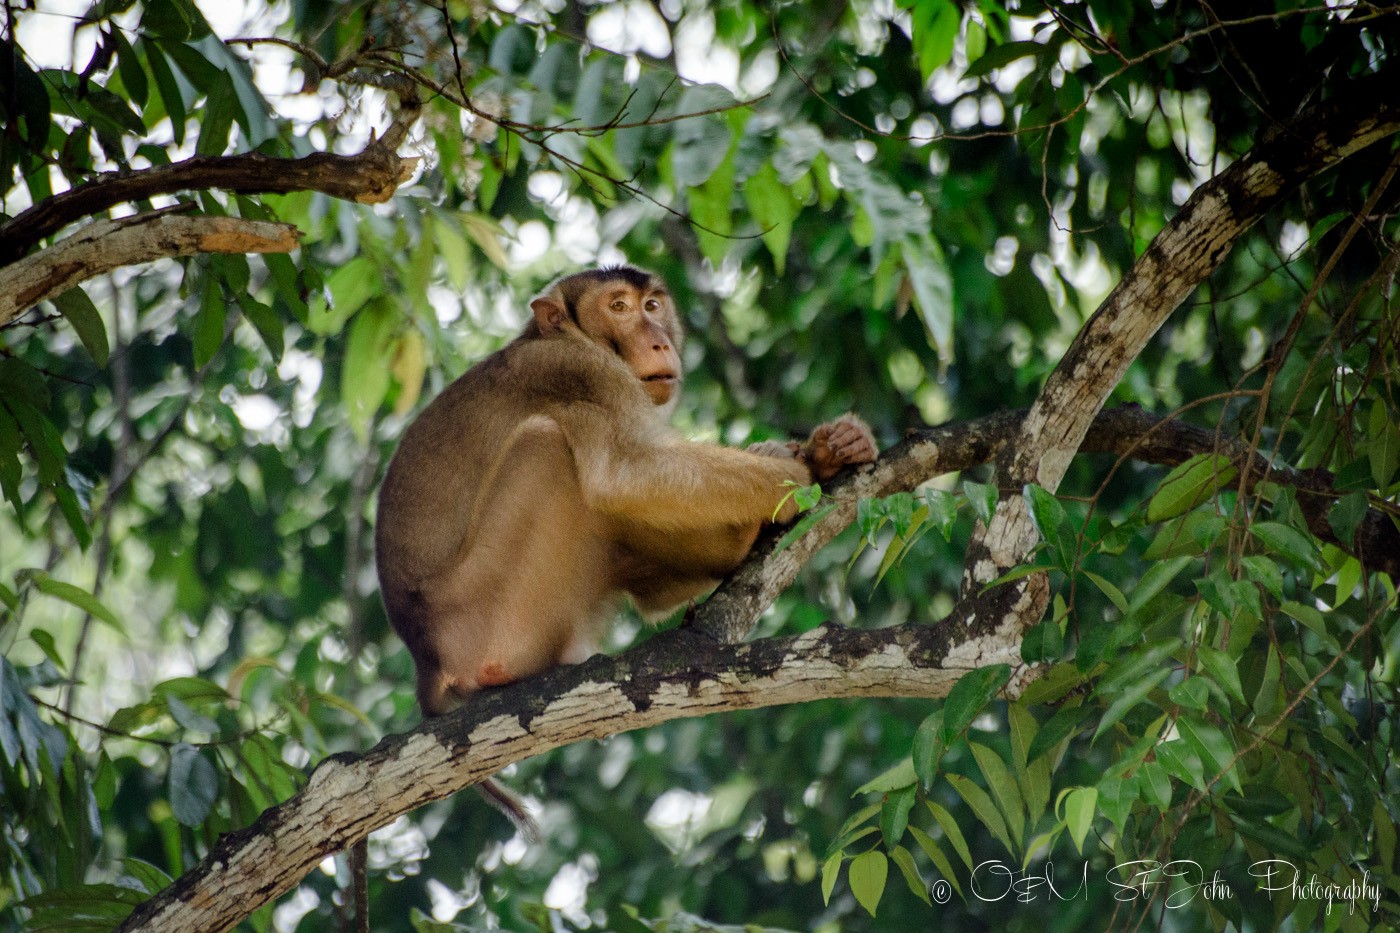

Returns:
696,405,1400,646
0,212,302,328
0,104,420,267
962,77,1400,634
116,405,1396,933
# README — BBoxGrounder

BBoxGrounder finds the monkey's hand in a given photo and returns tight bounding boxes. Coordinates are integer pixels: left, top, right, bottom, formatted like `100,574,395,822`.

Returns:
801,414,877,483
747,439,802,459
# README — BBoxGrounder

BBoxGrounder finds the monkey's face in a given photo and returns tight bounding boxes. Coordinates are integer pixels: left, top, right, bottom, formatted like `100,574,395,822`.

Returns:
576,281,684,407
530,267,686,407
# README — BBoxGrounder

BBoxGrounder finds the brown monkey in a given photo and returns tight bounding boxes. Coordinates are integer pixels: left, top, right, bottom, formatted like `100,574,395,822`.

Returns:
375,264,875,711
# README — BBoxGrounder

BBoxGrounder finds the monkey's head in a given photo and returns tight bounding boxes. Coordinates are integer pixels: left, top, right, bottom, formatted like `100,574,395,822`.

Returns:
529,266,684,406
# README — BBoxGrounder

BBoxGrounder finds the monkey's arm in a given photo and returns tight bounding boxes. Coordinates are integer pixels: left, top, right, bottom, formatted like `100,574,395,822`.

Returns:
555,410,813,532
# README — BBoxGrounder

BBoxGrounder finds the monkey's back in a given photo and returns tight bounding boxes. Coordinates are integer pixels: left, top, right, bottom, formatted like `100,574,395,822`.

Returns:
374,334,652,608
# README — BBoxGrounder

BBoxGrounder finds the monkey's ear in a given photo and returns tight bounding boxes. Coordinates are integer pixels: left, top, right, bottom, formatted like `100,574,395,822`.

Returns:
530,294,569,333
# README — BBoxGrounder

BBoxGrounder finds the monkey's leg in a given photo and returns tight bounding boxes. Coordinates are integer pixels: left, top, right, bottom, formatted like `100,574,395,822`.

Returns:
424,417,611,698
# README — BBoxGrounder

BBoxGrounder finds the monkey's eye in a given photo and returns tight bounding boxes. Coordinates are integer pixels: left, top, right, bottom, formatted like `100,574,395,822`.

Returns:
610,299,628,313
644,298,660,312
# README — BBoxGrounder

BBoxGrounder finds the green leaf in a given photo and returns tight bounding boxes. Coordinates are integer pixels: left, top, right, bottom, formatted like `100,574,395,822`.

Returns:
964,480,996,524
911,0,960,80
94,752,118,810
1252,648,1282,720
51,287,110,368
947,773,1015,856
774,502,836,554
1156,740,1204,790
821,851,843,905
855,758,916,795
890,845,931,905
1026,704,1089,765
1334,556,1361,608
964,39,1045,79
1234,815,1313,861
1168,677,1208,711
168,743,217,826
310,257,379,336
1083,571,1129,615
941,665,1010,745
142,0,195,39
998,712,1036,790
1009,705,1051,826
1196,644,1245,704
0,357,51,410
744,162,798,274
970,742,1024,849
1139,761,1172,811
848,850,888,917
670,85,737,188
1020,618,1064,663
926,801,974,871
1147,454,1237,523
901,235,954,364
1127,555,1194,614
1280,600,1334,644
1098,638,1182,695
461,213,510,270
908,825,963,898
342,300,397,441
18,883,145,929
912,710,945,787
1327,491,1368,548
688,142,737,265
1096,776,1133,833
923,488,957,540
27,574,125,635
235,293,282,359
120,858,173,895
432,214,471,290
0,408,22,511
110,27,149,108
1369,400,1399,488
1023,483,1070,565
142,39,186,144
195,72,238,157
30,628,63,670
1144,510,1225,560
1249,521,1319,572
1240,555,1283,600
1093,668,1169,741
1177,718,1241,794
880,785,915,847
873,526,910,588
193,277,227,369
166,695,218,734
1060,786,1097,854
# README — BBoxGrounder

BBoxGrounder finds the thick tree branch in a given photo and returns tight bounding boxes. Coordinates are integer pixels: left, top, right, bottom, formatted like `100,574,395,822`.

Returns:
961,77,1400,642
0,211,301,328
0,108,420,266
115,406,1397,933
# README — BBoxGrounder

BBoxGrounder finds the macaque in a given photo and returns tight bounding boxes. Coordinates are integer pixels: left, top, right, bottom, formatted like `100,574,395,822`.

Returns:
375,265,877,717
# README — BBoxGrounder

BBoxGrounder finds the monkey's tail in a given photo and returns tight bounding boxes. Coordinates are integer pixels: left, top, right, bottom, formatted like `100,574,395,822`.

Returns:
478,777,541,843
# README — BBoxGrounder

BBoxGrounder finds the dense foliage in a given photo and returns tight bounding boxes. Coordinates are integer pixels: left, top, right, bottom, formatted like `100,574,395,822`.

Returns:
1,0,1398,930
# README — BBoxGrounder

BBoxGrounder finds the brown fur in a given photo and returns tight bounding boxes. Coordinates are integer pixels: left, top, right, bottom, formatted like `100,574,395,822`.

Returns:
375,266,876,715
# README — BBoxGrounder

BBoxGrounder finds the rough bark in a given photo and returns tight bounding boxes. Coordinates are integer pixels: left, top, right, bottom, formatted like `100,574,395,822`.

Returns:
0,211,301,328
0,115,420,267
115,405,1397,933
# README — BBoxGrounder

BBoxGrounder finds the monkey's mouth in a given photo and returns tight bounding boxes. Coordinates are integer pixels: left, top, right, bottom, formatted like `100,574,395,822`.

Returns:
641,373,678,386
